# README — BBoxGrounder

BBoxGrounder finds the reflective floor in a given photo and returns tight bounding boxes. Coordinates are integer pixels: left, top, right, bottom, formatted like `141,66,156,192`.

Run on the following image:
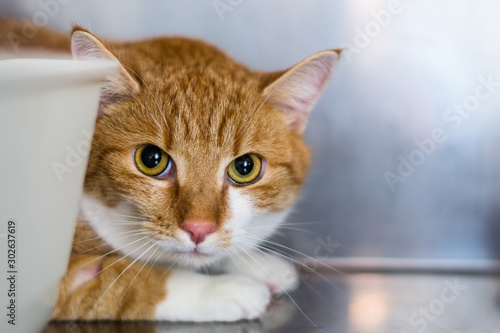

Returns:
42,271,500,333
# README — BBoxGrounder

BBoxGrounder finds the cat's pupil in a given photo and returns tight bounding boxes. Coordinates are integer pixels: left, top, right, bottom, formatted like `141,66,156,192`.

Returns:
141,145,162,168
234,155,254,175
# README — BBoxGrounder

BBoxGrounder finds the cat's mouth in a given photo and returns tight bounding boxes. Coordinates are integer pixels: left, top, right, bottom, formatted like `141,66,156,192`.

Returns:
164,248,220,267
167,246,211,259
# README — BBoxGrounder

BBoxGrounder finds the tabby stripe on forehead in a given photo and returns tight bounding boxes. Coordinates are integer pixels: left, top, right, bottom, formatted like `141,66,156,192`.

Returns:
216,113,230,148
232,123,245,158
180,112,191,139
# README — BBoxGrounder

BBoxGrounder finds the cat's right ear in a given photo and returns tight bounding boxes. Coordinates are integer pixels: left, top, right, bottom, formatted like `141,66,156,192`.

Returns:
70,27,140,109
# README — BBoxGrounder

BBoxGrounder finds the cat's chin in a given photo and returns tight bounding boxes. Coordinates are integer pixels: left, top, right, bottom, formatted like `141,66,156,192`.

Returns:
160,248,227,269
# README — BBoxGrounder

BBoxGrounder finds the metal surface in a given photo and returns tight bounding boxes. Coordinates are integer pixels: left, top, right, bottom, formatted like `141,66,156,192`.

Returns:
42,272,500,333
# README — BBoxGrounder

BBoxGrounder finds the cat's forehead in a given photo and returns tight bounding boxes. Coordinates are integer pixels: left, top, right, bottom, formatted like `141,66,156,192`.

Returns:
110,74,280,161
160,84,274,154
104,38,289,158
120,37,255,86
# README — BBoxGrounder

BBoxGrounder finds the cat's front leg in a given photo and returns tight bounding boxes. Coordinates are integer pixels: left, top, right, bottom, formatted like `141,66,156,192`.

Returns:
53,254,271,322
223,251,299,295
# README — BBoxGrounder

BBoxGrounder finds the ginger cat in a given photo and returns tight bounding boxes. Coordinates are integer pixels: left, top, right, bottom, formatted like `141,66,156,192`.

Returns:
1,19,339,321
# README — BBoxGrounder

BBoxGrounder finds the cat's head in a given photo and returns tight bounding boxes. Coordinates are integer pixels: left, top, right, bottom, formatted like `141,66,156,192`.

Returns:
73,27,339,268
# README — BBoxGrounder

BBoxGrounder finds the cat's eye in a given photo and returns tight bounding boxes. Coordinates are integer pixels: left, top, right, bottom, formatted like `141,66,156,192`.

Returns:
134,144,171,177
227,154,262,185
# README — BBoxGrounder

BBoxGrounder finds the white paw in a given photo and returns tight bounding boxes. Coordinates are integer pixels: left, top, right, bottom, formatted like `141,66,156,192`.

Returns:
204,274,271,321
225,252,299,295
156,270,271,322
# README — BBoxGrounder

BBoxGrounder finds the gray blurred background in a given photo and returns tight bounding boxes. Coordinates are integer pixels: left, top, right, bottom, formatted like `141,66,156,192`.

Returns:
2,0,500,266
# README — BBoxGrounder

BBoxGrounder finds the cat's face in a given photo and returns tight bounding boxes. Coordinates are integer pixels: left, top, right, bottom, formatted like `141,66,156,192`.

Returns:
74,28,339,268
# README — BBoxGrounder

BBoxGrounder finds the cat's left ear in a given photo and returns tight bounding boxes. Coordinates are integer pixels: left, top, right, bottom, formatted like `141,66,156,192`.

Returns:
261,50,340,135
70,26,140,108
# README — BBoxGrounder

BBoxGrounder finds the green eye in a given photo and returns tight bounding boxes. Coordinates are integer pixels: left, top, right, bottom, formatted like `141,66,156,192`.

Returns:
227,154,262,185
134,144,171,177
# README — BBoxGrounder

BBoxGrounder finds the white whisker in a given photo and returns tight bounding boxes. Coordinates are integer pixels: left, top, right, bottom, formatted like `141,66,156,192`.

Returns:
88,212,143,220
142,246,168,284
116,240,162,309
86,240,159,319
240,233,348,277
70,236,149,273
242,239,349,299
234,244,322,331
76,232,148,254
77,221,153,226
74,229,146,245
250,245,336,306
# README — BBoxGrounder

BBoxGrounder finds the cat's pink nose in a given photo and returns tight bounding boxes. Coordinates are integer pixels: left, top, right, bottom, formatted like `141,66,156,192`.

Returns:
180,219,217,245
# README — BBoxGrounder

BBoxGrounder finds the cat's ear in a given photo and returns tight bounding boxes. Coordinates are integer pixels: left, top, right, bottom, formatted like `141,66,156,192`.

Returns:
70,27,140,108
261,50,340,134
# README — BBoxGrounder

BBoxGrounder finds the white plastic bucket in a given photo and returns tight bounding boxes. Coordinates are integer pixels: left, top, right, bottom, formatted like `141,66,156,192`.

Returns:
0,59,117,333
